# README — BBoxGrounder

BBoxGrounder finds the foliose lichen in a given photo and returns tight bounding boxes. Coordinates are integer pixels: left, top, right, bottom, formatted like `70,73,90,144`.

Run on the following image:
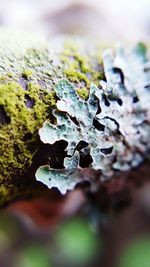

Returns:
36,43,150,194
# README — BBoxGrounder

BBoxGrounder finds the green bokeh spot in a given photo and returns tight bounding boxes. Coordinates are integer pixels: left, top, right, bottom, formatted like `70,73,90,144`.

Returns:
118,237,150,267
56,218,99,265
17,245,52,267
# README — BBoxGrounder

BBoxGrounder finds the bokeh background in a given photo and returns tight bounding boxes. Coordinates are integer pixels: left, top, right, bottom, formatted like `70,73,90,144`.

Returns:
0,0,150,42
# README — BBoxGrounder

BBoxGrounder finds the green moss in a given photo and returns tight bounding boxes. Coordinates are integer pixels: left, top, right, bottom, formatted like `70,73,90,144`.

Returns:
0,81,55,175
60,39,104,98
22,69,33,79
0,79,57,204
76,87,89,100
0,75,5,81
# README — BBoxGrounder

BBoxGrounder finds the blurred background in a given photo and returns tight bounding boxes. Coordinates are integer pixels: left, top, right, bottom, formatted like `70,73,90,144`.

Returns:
0,0,149,42
0,1,150,267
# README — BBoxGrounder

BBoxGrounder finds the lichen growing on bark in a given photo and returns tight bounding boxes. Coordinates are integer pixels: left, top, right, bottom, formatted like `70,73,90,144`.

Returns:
36,43,150,195
0,31,104,204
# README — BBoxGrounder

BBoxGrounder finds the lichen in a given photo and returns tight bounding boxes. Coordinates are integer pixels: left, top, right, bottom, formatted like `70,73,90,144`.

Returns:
36,43,150,195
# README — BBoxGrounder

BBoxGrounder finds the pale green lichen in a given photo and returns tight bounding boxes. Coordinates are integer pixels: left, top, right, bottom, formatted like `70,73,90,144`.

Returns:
36,43,150,195
36,152,81,195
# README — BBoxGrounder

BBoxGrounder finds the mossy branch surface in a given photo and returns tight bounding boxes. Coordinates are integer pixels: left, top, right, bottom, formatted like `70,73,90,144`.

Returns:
0,32,103,204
